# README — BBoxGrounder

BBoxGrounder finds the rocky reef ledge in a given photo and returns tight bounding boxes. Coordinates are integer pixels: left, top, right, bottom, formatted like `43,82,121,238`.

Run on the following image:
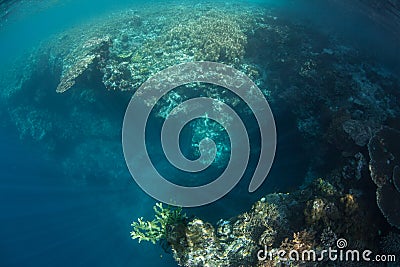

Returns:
132,175,400,266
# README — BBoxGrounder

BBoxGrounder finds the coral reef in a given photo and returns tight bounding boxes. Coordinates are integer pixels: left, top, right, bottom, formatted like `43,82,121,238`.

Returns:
342,119,377,147
166,12,247,62
368,127,400,229
368,127,400,187
130,203,186,244
376,184,400,230
0,2,273,185
44,3,265,93
190,118,230,168
130,178,377,266
381,232,400,257
161,193,292,267
277,230,316,265
56,36,111,93
4,0,398,180
1,2,400,265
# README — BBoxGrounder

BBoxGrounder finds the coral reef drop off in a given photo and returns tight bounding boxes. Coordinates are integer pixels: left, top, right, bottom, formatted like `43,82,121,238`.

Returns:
0,1,400,266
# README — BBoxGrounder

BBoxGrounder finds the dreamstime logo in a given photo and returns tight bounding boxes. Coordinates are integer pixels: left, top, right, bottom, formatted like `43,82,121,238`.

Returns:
257,238,396,263
336,238,347,249
122,62,276,207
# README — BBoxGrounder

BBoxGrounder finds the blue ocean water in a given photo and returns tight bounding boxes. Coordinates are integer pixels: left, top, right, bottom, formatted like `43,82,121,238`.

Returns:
1,0,399,266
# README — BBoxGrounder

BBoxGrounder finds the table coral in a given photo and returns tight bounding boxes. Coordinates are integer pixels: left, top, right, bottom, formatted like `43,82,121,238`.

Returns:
56,36,111,93
368,127,400,229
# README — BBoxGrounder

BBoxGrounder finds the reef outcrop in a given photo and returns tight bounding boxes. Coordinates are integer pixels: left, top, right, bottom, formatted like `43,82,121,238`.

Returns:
368,127,400,229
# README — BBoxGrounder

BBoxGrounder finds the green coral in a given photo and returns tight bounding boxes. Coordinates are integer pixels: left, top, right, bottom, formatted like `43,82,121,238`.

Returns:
130,203,186,244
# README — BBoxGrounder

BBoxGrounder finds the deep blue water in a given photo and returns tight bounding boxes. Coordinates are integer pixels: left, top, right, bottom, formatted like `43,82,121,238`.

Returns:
0,127,175,266
1,0,399,266
0,97,307,266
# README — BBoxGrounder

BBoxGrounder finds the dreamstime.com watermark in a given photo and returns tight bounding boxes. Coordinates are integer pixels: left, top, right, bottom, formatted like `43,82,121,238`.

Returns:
122,62,276,207
257,238,396,263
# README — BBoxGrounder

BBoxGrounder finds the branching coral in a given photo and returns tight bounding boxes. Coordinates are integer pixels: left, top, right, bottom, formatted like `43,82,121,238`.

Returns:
280,230,316,256
130,203,186,244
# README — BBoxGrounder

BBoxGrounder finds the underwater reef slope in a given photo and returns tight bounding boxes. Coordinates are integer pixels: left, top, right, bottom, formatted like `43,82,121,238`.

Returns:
155,179,387,266
1,1,400,266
